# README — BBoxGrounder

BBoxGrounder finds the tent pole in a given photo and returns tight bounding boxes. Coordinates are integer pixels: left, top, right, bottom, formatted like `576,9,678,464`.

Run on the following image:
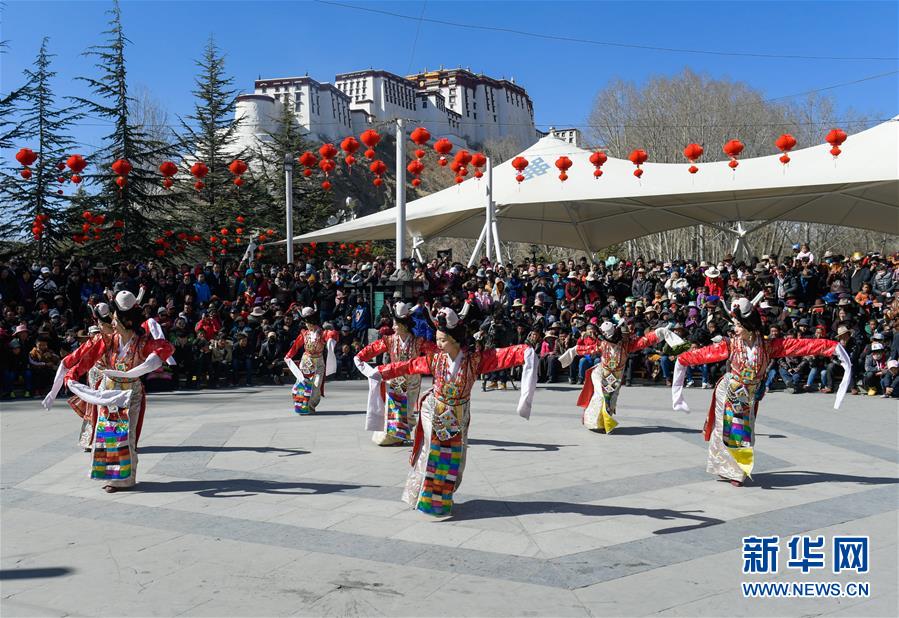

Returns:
284,154,294,265
485,157,494,263
491,220,503,264
468,223,488,267
395,118,406,264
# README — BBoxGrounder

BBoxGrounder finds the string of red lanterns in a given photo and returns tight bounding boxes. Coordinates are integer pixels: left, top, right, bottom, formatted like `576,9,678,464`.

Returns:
628,149,648,178
589,150,607,178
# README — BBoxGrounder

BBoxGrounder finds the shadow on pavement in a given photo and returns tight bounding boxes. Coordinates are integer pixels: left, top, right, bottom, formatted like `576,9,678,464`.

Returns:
134,479,369,499
140,445,308,457
752,470,899,490
610,425,701,436
449,499,724,534
0,567,74,580
468,438,575,452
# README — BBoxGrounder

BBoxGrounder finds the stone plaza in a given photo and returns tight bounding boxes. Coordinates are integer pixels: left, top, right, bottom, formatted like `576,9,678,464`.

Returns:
2,381,897,617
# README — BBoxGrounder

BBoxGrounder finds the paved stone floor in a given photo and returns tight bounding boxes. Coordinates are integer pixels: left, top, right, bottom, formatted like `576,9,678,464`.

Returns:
1,380,897,617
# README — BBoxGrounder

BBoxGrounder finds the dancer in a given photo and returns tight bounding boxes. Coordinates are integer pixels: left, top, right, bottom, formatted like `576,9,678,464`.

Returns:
42,291,174,492
671,297,851,486
359,308,537,517
284,307,338,415
354,302,437,446
572,322,684,433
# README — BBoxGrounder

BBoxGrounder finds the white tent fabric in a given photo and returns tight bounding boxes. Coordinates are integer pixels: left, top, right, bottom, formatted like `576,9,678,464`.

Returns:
285,118,899,252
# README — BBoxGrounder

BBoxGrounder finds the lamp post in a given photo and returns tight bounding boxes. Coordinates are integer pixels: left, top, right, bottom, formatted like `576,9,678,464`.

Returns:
284,153,294,265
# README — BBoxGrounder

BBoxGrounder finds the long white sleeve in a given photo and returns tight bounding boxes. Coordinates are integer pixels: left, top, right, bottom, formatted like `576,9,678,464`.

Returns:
516,347,538,420
102,353,162,379
671,360,690,412
41,361,69,411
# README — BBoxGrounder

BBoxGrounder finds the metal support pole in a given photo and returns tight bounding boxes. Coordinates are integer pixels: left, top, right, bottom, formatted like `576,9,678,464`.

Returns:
467,223,489,267
284,154,294,265
491,220,503,264
395,118,406,264
485,157,493,263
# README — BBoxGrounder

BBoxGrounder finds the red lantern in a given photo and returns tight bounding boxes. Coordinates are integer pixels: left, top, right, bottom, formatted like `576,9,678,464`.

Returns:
220,228,229,236
321,180,332,191
159,160,178,177
115,175,127,188
360,129,381,159
554,156,572,183
454,150,472,167
318,143,338,160
369,159,387,186
629,149,648,177
433,138,453,166
458,166,468,177
319,158,336,175
410,126,431,146
722,139,744,169
190,161,209,179
474,170,483,179
470,152,487,169
341,137,360,168
633,168,644,178
825,128,847,157
589,150,608,175
56,161,65,171
15,148,38,167
298,151,318,168
113,219,125,228
373,177,383,187
82,211,92,220
57,176,66,183
111,159,133,176
236,215,245,224
233,177,244,187
454,176,464,184
682,143,704,173
194,181,205,191
414,149,426,159
228,159,248,176
210,235,218,244
411,178,421,187
407,159,424,183
71,175,82,184
775,134,797,166
20,169,32,180
303,169,313,177
66,154,88,174
511,156,529,183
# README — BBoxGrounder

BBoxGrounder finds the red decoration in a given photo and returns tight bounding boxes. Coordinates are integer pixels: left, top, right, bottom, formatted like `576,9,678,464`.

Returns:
319,158,336,175
688,165,699,174
58,176,66,184
20,169,32,180
414,149,426,159
321,180,332,191
589,150,608,175
369,159,387,186
113,219,125,228
373,177,383,187
303,169,313,177
360,129,381,159
190,162,209,179
115,175,127,188
407,159,425,185
220,228,229,235
341,137,360,169
298,151,318,168
474,170,483,179
411,178,421,187
454,176,464,184
454,150,472,167
111,159,133,176
159,160,177,177
318,143,338,160
554,156,572,183
194,181,205,191
16,148,38,167
628,149,648,178
433,138,453,166
82,211,92,220
71,175,82,184
593,169,603,178
233,177,244,187
633,168,644,178
722,139,744,169
512,156,529,183
236,215,245,224
56,161,65,171
228,159,248,176
826,128,847,157
66,154,88,174
775,134,797,166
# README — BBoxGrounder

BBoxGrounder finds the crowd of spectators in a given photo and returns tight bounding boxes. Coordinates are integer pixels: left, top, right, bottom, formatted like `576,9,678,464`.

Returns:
2,241,898,402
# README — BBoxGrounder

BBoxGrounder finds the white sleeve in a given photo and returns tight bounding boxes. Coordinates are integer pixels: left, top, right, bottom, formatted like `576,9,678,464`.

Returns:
671,360,690,412
833,343,852,410
146,318,176,366
325,339,337,376
515,347,538,420
102,353,162,379
558,346,578,368
364,376,386,431
66,380,131,409
41,361,69,411
286,358,304,382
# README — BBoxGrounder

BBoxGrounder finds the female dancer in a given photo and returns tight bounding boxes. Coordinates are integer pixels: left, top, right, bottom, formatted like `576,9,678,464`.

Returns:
573,322,683,433
284,307,338,415
672,298,851,486
42,291,174,492
360,308,537,516
354,302,437,446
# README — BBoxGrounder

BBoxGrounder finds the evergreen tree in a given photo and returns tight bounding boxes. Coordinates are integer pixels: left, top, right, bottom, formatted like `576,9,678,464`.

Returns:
72,0,183,257
180,36,247,232
1,38,80,258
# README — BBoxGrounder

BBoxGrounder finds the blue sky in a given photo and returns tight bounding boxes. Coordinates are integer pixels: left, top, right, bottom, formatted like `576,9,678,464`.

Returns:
2,0,897,152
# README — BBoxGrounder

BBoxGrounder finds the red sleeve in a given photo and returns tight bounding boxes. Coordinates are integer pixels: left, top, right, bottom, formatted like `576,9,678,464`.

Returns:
63,337,105,382
285,330,306,359
626,330,660,353
378,354,434,381
576,338,597,356
355,337,388,362
323,329,340,342
479,344,529,374
767,338,838,359
677,340,730,366
143,337,174,362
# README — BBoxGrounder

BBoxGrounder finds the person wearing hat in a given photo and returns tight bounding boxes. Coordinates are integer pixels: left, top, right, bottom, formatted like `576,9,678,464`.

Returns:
672,296,852,487
361,306,537,517
283,307,339,415
863,342,887,396
821,325,856,395
703,266,724,297
880,359,899,398
42,290,174,493
570,320,683,434
354,302,438,446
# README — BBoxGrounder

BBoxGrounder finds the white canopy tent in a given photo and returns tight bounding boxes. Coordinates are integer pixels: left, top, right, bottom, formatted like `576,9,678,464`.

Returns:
282,117,899,255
